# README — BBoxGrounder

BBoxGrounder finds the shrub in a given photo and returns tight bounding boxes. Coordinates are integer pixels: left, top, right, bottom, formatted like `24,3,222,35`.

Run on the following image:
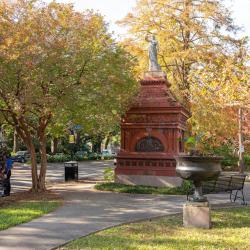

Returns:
46,152,114,162
181,180,193,193
101,155,114,160
95,181,192,195
88,153,102,160
47,154,71,163
221,156,238,167
220,154,250,171
244,154,250,165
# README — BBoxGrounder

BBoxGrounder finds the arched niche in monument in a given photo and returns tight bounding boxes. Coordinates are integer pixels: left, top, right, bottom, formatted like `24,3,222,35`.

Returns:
135,136,164,152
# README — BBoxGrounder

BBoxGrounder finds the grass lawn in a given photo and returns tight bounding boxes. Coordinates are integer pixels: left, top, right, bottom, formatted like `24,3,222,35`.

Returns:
60,207,250,250
95,182,191,195
0,191,62,231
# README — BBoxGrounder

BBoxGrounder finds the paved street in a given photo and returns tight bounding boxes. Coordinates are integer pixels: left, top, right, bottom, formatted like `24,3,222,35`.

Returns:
11,160,114,192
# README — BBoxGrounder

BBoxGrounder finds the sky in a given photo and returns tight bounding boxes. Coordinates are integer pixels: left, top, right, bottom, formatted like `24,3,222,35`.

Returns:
44,0,250,39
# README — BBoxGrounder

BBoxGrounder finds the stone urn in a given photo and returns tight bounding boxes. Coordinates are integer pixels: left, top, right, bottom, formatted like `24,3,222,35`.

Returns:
175,155,222,202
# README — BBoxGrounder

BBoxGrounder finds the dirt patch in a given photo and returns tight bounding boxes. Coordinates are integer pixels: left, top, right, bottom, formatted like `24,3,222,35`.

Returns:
0,190,63,208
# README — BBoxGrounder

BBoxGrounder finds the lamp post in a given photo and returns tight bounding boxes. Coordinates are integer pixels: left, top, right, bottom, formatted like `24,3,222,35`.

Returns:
238,107,244,173
226,103,250,173
69,131,76,161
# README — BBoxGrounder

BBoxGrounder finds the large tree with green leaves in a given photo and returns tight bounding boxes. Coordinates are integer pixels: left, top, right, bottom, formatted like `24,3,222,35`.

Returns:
0,0,137,191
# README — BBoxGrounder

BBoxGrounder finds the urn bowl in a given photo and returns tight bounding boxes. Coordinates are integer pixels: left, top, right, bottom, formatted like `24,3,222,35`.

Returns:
175,155,222,202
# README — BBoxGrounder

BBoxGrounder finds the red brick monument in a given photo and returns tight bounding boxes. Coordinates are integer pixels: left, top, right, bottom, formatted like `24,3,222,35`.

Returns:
115,36,190,187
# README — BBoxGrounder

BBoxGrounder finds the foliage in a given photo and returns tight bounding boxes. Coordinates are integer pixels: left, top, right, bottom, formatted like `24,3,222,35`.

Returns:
221,154,250,171
183,135,204,154
46,153,114,162
190,47,250,146
0,201,61,231
47,154,72,163
119,0,241,97
203,143,250,171
103,167,114,182
61,207,250,250
87,153,102,161
118,0,250,147
244,154,250,166
95,181,192,195
0,0,137,191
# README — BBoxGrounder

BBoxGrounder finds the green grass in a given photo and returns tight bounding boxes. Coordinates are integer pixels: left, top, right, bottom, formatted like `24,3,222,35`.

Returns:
0,201,61,231
95,182,191,195
60,207,250,250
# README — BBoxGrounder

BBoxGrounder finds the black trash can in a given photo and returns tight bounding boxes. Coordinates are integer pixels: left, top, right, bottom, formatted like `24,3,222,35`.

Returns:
64,161,78,181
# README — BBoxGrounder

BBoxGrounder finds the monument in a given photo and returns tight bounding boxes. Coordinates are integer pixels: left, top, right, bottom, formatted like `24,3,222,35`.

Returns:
115,36,190,187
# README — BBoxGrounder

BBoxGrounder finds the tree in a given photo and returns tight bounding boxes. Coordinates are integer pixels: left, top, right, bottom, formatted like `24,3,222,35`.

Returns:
0,0,137,191
119,0,241,104
190,39,250,146
118,0,249,147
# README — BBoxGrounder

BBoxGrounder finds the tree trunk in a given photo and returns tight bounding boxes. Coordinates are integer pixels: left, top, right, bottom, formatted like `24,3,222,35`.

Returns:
182,0,191,108
105,136,111,149
15,124,40,192
51,137,58,155
76,132,81,149
38,131,47,191
29,142,39,192
13,129,18,153
92,136,102,153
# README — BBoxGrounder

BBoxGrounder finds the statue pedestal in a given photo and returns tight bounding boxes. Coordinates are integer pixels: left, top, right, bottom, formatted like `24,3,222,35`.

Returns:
144,71,166,79
183,201,211,229
115,71,190,188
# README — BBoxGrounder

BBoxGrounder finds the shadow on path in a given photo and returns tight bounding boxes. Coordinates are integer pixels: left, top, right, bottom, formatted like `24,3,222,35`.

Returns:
0,181,245,250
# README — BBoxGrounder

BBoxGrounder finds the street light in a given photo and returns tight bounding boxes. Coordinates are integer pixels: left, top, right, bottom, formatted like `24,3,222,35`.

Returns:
238,107,244,173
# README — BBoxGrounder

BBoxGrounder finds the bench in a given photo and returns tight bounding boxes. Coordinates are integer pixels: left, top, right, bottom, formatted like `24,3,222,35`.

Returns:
187,173,247,205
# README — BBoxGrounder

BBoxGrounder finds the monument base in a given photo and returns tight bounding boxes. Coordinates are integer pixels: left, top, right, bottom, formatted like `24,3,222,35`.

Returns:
115,174,182,187
183,201,211,229
143,71,166,79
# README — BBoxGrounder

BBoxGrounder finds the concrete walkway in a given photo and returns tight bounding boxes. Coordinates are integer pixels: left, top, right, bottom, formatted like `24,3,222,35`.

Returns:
11,161,114,192
0,182,248,250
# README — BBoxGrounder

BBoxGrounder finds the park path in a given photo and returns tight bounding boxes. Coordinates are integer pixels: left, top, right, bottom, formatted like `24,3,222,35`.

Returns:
0,182,246,250
10,160,113,192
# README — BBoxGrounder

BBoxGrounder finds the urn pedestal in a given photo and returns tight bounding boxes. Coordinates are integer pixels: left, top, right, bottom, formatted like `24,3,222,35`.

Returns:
115,72,190,187
175,155,222,228
183,201,211,229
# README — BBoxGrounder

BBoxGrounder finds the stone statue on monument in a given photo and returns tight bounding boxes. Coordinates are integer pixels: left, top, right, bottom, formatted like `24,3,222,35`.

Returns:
146,35,162,72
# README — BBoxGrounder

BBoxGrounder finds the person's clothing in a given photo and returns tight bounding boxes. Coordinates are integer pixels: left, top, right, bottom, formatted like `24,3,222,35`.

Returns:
6,158,13,173
3,177,10,196
0,178,3,196
2,157,13,196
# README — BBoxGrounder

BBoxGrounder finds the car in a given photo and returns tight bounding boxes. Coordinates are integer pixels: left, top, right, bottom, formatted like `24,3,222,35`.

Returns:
75,151,88,158
11,151,30,163
101,149,112,156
